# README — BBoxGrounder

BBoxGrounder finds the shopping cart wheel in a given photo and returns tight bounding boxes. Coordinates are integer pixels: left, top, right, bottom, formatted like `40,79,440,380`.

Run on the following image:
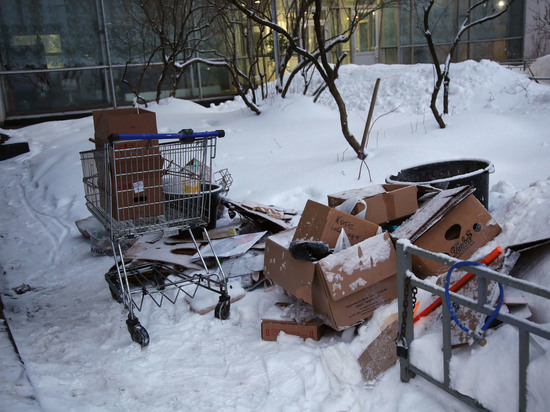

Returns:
214,295,231,320
126,316,150,347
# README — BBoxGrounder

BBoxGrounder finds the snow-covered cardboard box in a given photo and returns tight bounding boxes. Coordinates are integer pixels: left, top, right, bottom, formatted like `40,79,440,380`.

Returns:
391,186,501,277
261,318,325,341
327,184,418,224
261,301,326,341
264,200,397,331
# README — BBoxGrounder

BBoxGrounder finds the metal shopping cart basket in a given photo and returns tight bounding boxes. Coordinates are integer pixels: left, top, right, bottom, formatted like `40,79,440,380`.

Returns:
80,129,230,347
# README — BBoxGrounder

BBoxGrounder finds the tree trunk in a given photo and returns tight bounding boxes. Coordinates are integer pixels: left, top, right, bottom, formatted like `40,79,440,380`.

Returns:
423,1,446,128
430,78,446,129
443,75,449,115
312,0,365,159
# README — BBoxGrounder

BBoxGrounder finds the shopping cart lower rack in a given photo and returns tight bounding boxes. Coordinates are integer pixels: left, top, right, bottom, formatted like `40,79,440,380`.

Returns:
80,129,230,347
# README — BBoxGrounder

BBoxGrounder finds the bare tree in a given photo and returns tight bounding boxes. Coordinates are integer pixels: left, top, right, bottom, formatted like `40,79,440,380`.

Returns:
227,0,397,160
196,0,276,114
418,0,517,128
529,0,550,58
112,0,222,104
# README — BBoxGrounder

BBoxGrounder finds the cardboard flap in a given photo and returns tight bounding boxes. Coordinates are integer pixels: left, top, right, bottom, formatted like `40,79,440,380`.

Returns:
318,232,396,302
93,108,158,148
329,185,387,200
293,200,380,248
328,184,418,224
264,229,315,304
391,186,474,242
293,200,331,243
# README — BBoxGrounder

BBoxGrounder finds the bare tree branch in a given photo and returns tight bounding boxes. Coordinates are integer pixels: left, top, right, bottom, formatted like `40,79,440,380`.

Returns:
419,0,517,128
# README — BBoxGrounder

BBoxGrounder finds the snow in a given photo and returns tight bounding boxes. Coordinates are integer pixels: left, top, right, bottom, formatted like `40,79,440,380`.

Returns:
1,57,550,411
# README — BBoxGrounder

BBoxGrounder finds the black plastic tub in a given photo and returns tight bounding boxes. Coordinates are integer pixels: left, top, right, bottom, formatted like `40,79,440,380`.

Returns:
385,159,494,209
164,183,224,230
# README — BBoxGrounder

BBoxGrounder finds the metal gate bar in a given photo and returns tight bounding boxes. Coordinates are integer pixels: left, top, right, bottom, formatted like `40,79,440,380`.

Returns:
396,239,550,412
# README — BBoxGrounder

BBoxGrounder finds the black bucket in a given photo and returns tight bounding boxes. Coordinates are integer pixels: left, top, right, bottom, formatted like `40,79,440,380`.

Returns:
164,183,224,230
385,159,494,209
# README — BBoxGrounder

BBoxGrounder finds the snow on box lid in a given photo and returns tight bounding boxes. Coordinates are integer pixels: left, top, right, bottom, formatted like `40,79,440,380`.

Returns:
318,232,396,302
391,185,474,242
328,184,388,199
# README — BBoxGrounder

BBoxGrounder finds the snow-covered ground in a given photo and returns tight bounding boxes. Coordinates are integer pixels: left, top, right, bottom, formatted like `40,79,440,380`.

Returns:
1,58,550,411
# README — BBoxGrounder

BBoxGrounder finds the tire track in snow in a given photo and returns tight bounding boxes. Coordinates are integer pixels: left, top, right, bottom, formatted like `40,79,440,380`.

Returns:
17,180,71,265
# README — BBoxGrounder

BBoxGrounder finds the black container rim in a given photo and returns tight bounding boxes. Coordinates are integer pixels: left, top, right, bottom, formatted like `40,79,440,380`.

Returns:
385,158,494,186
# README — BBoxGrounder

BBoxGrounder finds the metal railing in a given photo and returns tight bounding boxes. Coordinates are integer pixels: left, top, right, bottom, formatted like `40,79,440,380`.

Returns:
396,239,550,412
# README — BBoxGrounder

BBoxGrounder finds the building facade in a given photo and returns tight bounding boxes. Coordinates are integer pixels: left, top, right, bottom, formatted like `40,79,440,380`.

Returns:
0,0,542,125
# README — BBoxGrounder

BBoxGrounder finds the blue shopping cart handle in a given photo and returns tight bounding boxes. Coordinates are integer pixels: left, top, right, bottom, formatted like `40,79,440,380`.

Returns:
108,129,225,143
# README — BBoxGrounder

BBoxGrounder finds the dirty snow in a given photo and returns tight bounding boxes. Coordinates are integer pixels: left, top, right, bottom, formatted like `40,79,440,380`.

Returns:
1,57,550,411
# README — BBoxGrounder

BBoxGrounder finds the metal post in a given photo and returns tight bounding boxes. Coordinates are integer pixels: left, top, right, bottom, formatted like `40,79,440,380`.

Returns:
271,0,282,91
442,291,452,387
97,0,117,108
518,329,529,412
396,240,413,382
0,78,5,125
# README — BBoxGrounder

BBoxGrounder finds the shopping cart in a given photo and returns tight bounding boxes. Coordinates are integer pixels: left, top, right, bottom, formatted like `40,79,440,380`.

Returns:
80,129,230,347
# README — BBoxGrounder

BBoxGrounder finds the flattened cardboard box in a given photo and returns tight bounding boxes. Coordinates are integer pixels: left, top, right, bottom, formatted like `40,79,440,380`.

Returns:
264,200,397,331
261,318,325,341
391,186,501,277
327,184,418,224
358,313,399,381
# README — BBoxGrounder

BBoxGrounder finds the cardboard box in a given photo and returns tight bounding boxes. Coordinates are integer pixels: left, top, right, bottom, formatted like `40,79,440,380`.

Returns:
92,109,165,221
109,144,164,176
261,318,325,341
391,186,501,277
92,108,158,149
264,200,397,331
95,145,165,221
110,171,164,221
327,184,418,224
292,199,381,247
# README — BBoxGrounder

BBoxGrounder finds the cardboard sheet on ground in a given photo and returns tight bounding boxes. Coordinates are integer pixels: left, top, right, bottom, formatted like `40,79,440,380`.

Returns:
221,249,264,278
192,231,267,260
223,199,295,232
184,280,246,315
124,234,203,270
75,215,135,256
358,313,399,381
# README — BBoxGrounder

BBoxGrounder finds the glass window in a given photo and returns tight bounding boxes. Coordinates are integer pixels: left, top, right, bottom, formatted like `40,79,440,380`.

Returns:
358,13,376,52
469,0,524,41
2,68,109,116
380,7,397,47
0,0,103,70
399,7,412,47
200,64,233,97
379,47,398,64
470,38,523,62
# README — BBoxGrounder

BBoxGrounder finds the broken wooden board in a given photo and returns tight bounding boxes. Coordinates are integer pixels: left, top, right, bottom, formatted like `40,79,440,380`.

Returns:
186,281,246,315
